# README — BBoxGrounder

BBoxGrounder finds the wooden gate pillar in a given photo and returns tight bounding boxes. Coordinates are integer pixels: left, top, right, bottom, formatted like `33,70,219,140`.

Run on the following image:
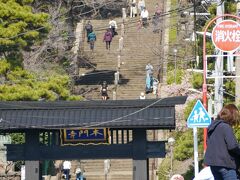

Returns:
25,130,41,180
132,129,148,180
25,161,41,180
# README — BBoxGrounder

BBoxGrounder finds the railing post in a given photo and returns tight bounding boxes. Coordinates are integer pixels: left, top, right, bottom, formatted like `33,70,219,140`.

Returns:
122,8,126,22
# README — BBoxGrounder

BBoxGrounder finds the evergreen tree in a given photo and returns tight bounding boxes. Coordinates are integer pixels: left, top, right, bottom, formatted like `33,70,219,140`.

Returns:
0,59,82,101
0,0,49,57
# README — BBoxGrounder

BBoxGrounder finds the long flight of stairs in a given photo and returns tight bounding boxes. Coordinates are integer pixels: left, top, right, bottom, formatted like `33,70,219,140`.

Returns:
71,0,164,180
68,131,160,180
116,17,161,99
74,1,162,100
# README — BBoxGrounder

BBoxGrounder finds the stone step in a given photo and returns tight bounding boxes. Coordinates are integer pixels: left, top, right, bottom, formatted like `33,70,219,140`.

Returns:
73,0,164,179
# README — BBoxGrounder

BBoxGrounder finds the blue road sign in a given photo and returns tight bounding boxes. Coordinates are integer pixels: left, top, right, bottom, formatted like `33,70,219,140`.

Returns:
187,100,211,128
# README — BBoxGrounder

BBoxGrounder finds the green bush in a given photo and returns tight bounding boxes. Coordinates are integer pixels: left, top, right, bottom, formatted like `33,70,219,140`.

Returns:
225,80,235,96
0,59,10,75
169,0,178,44
184,100,197,120
7,67,34,81
167,69,184,85
191,73,203,89
10,133,25,144
158,158,171,180
225,1,236,14
174,130,194,161
234,128,240,142
0,59,83,101
0,0,50,55
174,129,204,161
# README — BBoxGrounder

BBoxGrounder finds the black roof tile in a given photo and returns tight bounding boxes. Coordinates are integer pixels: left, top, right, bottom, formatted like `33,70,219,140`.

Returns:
0,96,187,131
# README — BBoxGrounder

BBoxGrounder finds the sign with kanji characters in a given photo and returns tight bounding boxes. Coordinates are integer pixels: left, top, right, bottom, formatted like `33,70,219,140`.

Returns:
187,100,211,128
212,20,240,52
60,128,110,145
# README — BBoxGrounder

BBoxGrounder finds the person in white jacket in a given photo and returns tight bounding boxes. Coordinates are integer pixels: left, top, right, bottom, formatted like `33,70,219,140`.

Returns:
193,166,214,180
130,0,137,18
139,92,146,99
63,160,71,180
140,7,149,27
138,0,145,13
109,18,117,37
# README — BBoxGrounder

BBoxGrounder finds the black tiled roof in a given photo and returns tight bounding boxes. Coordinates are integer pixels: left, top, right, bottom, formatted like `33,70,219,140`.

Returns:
0,96,187,131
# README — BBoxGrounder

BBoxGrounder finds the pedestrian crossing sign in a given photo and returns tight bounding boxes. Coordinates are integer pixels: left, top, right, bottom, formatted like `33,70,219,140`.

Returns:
187,100,211,128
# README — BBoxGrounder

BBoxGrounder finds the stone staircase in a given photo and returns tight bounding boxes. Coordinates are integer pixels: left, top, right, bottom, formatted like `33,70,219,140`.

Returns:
71,0,165,180
67,131,160,180
74,0,162,100
64,130,160,180
79,159,133,180
116,22,161,99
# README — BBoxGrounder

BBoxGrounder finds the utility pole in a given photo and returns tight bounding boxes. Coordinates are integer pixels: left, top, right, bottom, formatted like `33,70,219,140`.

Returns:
193,0,198,69
236,3,240,105
214,0,224,117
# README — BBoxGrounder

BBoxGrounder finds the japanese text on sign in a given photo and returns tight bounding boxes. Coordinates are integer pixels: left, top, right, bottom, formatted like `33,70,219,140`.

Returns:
212,20,240,52
60,128,109,145
215,30,240,42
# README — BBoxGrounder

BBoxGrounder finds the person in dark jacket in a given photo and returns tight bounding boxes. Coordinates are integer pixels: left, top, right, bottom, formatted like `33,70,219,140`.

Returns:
100,81,108,100
103,28,113,50
204,104,240,180
85,20,93,42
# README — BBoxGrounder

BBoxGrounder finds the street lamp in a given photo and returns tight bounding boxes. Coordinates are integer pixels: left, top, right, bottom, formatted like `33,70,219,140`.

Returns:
168,137,175,178
173,49,178,84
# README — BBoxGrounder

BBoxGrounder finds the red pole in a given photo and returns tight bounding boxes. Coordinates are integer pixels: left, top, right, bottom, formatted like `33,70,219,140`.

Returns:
202,14,240,152
202,28,207,152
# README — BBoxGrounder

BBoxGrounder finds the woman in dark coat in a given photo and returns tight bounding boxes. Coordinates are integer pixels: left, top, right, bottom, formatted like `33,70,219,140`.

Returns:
204,104,240,180
103,28,113,50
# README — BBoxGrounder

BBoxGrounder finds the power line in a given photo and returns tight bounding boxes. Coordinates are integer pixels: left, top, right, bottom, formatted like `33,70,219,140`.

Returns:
0,98,169,129
0,18,183,52
0,4,194,41
0,2,197,99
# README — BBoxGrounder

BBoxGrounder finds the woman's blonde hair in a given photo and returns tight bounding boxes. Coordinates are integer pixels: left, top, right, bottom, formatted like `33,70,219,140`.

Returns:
217,104,240,126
